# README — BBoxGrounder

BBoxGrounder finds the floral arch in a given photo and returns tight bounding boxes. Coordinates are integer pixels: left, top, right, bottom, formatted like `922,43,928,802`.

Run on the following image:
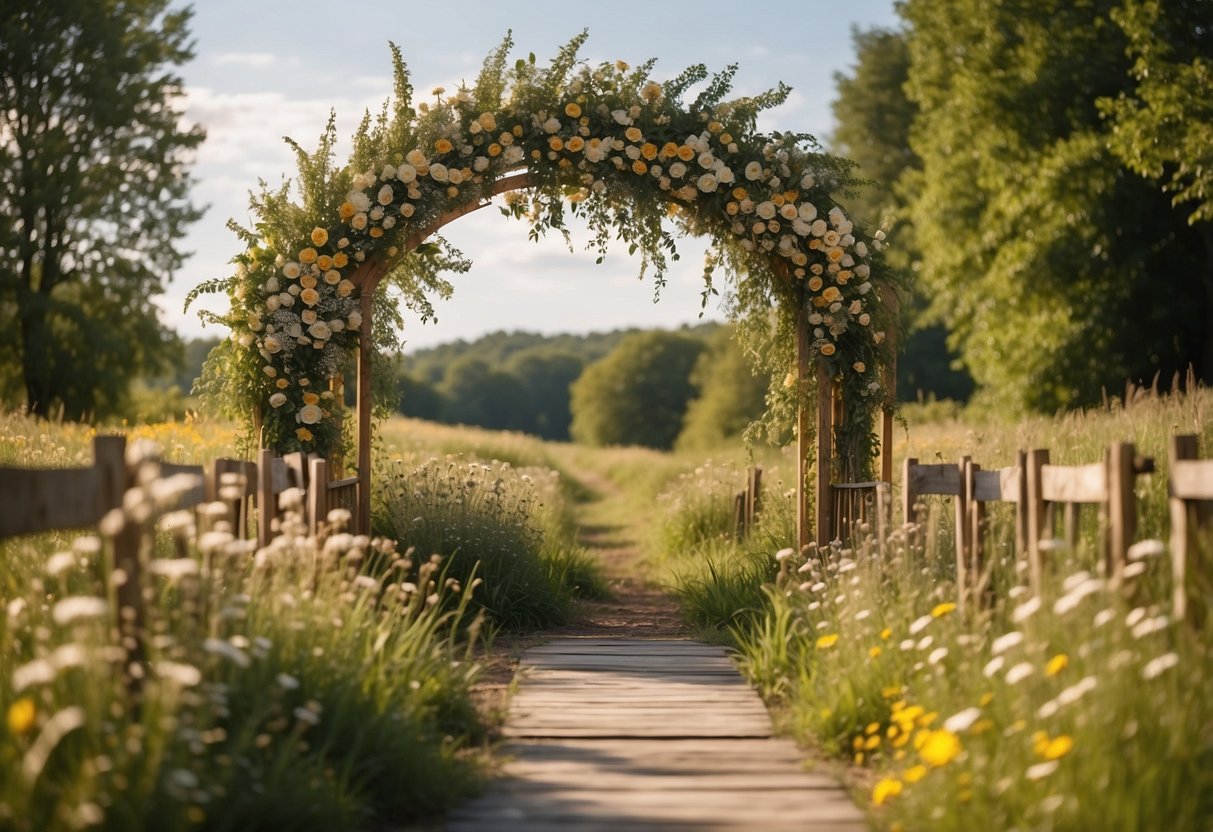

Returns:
192,33,896,550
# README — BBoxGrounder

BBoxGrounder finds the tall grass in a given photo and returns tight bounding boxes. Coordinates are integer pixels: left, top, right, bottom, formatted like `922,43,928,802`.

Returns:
0,435,491,830
661,389,1213,829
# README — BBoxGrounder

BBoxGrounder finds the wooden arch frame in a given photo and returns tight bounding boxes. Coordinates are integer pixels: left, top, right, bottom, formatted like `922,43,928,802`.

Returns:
342,169,894,552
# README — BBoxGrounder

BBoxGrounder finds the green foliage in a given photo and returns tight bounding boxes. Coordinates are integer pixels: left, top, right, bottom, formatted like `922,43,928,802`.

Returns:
439,355,530,432
504,347,585,440
0,0,204,420
676,328,770,451
901,0,1212,412
569,331,706,450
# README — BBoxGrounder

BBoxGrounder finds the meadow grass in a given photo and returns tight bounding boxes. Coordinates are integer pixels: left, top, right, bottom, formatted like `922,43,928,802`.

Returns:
657,389,1213,829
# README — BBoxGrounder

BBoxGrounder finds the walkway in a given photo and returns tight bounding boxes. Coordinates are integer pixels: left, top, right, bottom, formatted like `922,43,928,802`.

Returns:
446,638,868,831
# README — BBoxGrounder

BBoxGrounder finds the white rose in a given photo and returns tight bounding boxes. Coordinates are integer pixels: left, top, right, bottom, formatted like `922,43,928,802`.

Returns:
473,156,490,172
543,117,561,134
801,172,816,189
308,321,332,341
697,152,715,169
397,164,417,183
756,201,777,220
429,163,448,182
810,219,828,237
347,311,362,329
697,173,718,193
266,295,281,313
503,145,524,165
744,161,763,181
405,149,426,166
269,392,287,408
798,203,818,222
612,109,631,125
669,162,687,179
298,404,323,425
282,262,301,280
349,191,371,213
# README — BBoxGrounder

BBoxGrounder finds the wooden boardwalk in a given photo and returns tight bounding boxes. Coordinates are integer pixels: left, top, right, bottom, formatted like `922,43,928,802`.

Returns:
446,638,868,831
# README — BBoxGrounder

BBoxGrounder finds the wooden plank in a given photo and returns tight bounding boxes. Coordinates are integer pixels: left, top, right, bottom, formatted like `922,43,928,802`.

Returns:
1171,458,1213,501
1040,462,1106,503
907,462,962,496
971,466,1022,503
0,466,104,536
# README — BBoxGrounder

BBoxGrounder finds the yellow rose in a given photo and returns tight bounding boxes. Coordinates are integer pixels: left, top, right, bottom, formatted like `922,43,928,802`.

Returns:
300,288,320,306
564,102,581,118
807,276,823,292
660,142,679,159
565,136,584,152
819,342,836,356
369,226,384,238
339,202,355,219
332,252,349,268
300,275,317,290
299,247,317,264
337,279,354,297
548,136,564,152
822,286,842,303
640,142,658,160
303,392,320,406
676,145,695,161
324,270,341,285
625,126,643,143
275,378,289,389
316,254,332,270
631,159,648,175
310,227,329,247
295,427,314,442
434,138,453,154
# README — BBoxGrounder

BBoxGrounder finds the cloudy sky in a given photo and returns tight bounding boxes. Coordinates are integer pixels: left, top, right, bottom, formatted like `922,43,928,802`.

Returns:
174,0,899,351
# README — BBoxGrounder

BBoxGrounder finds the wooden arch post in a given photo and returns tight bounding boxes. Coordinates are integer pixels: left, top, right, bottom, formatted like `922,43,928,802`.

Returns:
346,172,535,534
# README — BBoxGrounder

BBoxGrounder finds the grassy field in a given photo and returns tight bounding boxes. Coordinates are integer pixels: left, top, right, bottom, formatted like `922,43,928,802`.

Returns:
2,388,1211,830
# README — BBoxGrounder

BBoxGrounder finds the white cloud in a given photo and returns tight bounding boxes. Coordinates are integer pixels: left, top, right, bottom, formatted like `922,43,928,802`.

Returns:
211,52,294,69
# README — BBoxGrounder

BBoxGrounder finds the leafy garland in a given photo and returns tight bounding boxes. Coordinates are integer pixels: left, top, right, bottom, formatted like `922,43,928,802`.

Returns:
190,33,893,481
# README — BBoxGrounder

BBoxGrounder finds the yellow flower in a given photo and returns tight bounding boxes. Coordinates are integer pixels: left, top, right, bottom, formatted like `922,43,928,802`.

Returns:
816,633,839,649
864,734,881,751
488,142,502,157
566,136,584,152
316,254,332,271
300,275,317,290
819,343,836,356
295,427,313,442
881,685,901,699
302,393,320,406
918,729,962,767
932,602,957,618
903,764,928,783
548,136,564,152
434,138,453,154
866,722,881,735
332,252,349,268
822,286,842,303
310,227,329,247
676,144,695,161
881,627,893,640
564,102,582,118
872,777,903,806
807,276,823,292
625,126,643,143
300,288,320,306
299,247,318,264
339,201,355,219
1040,734,1074,760
979,692,994,707
660,141,680,159
721,132,733,145
1045,654,1069,677
275,378,289,389
631,160,648,175
641,142,658,160
7,697,35,735
869,646,883,658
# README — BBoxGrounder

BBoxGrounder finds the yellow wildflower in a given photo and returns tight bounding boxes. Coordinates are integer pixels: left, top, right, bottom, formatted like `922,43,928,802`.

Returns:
866,722,881,735
904,764,928,783
918,729,962,767
1041,735,1074,760
816,633,839,649
869,646,883,659
872,777,903,806
932,602,957,618
1045,654,1069,677
881,627,893,640
979,692,994,707
7,698,35,735
864,734,881,751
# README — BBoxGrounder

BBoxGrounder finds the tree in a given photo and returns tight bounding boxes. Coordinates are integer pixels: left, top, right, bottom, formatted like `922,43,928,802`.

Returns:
440,355,530,431
505,347,584,440
0,1,203,419
901,0,1210,412
676,328,769,451
831,25,974,403
569,331,705,450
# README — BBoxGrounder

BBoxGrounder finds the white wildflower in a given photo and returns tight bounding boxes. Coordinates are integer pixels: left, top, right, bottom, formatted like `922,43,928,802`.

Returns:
943,707,982,733
1141,652,1179,680
1012,596,1041,623
52,596,107,626
1026,761,1059,780
991,631,1025,655
1005,662,1035,685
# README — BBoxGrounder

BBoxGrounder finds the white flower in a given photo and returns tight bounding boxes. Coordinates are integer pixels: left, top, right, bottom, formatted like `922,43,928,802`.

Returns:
298,404,323,425
982,656,1006,678
755,201,777,220
775,548,795,562
12,658,55,691
800,172,816,189
909,614,934,635
377,184,394,205
697,173,718,192
1005,662,1035,685
268,392,287,408
349,191,371,213
1012,597,1041,623
52,596,107,626
943,707,982,733
307,321,332,341
611,109,631,125
429,163,448,182
810,219,828,236
396,164,417,183
1131,615,1169,639
1058,675,1097,705
1128,539,1166,561
503,145,524,165
203,637,251,668
744,161,763,181
1026,761,1059,780
155,661,202,687
928,647,949,665
991,631,1024,654
282,262,301,280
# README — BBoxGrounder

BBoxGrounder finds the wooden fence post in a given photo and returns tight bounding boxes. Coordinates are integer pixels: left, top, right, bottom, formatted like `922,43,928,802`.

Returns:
816,362,833,548
257,448,275,549
1026,448,1050,595
1106,441,1136,584
308,456,328,537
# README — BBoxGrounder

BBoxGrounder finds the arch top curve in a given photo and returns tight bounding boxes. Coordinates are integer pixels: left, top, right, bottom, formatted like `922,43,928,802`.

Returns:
206,33,894,485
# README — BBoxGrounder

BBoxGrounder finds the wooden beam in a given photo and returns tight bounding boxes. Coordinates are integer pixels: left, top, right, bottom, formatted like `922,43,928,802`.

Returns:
796,304,811,553
815,361,833,547
356,287,373,537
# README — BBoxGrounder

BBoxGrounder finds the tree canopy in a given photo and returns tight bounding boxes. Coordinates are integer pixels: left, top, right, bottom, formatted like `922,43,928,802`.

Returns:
899,0,1211,411
0,0,204,419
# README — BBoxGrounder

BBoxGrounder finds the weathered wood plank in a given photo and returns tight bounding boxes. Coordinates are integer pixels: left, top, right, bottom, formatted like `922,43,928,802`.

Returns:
448,639,865,830
1171,458,1213,501
1040,462,1107,503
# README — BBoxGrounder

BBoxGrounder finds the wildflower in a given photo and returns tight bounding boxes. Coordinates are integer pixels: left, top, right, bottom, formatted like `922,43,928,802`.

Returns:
1026,761,1059,780
1141,653,1179,680
880,627,892,640
51,596,107,626
918,729,962,767
909,614,934,635
869,646,882,658
7,697,36,735
931,602,957,618
1040,735,1074,760
872,777,903,805
991,631,1025,655
816,634,840,649
1012,596,1041,623
904,764,928,783
943,708,982,733
1005,662,1035,685
1044,654,1069,677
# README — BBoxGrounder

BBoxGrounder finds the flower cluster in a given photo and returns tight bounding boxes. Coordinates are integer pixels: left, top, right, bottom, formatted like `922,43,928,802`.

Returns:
213,45,887,456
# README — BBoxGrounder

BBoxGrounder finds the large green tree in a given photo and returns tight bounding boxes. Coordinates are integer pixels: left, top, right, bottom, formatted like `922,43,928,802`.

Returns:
831,25,974,404
0,0,203,419
901,0,1210,412
676,327,768,451
569,331,705,450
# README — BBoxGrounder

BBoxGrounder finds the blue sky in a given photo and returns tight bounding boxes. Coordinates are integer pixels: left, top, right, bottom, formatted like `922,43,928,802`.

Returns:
175,0,900,351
